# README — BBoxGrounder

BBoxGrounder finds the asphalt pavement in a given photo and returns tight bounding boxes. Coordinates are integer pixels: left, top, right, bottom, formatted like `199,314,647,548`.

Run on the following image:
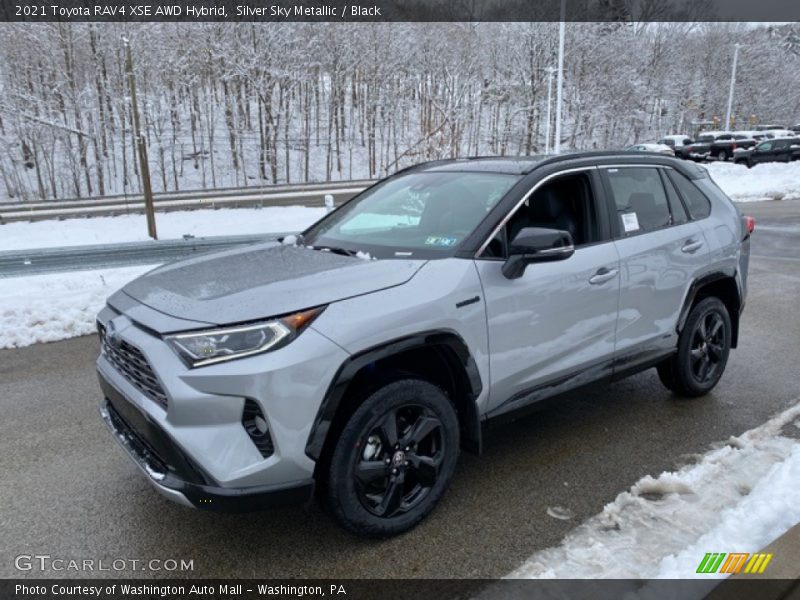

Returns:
1,200,799,579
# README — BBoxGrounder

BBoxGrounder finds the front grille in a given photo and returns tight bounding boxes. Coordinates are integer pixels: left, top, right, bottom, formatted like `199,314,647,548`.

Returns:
99,323,169,410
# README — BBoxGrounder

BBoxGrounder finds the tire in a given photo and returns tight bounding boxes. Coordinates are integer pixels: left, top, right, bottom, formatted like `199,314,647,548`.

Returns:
717,149,729,161
324,378,459,537
657,297,731,397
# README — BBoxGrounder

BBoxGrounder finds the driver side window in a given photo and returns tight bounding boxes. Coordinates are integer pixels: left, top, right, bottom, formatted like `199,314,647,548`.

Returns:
481,171,601,259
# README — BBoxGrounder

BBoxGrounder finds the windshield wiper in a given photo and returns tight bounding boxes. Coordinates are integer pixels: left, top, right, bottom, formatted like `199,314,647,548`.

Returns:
311,245,359,257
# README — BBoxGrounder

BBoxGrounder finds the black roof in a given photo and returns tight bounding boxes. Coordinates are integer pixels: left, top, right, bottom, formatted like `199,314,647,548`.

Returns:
404,151,695,176
411,156,546,175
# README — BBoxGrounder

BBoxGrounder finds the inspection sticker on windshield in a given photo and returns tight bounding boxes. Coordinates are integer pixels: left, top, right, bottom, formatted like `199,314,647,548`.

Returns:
425,236,458,247
621,212,640,233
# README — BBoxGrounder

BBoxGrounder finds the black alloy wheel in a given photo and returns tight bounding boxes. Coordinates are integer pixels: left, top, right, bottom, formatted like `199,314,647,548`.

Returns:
689,311,726,385
324,378,459,537
354,405,445,518
657,296,731,397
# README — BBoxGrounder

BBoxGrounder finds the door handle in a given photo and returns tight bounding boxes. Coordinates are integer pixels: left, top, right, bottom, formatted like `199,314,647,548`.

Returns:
682,239,704,253
589,267,618,285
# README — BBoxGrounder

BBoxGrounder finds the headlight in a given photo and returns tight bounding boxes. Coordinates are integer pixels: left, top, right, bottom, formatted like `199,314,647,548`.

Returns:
165,307,323,367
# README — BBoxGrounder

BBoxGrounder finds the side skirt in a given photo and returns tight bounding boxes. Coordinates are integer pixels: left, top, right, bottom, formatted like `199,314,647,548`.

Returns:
484,347,675,429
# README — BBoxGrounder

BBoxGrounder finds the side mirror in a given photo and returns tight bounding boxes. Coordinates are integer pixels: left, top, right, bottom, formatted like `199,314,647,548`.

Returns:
502,227,575,279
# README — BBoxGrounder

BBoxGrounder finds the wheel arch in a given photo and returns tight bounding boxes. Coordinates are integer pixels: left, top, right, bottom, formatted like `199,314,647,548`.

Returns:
305,330,484,473
678,272,742,348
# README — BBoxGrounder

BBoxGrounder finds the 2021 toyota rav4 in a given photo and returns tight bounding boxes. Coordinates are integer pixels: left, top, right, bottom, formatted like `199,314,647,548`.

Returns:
97,152,752,537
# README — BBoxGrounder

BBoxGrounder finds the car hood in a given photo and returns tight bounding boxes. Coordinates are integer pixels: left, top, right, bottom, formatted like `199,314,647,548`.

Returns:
120,243,426,327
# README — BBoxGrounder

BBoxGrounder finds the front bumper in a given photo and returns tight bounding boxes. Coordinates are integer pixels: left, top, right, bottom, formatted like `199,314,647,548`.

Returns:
99,384,314,512
95,302,350,510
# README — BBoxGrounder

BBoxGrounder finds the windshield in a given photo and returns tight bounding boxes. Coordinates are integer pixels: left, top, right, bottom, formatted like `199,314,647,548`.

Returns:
302,171,520,258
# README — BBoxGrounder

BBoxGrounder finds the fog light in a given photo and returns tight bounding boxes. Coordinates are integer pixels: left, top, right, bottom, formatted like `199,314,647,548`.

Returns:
242,399,274,458
254,415,268,434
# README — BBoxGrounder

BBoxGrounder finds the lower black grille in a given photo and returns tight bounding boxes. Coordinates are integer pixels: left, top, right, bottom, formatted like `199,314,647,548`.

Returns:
242,399,275,458
99,323,169,410
104,399,168,477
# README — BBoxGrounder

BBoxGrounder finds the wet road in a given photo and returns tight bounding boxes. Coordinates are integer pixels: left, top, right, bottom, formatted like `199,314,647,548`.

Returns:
1,200,799,579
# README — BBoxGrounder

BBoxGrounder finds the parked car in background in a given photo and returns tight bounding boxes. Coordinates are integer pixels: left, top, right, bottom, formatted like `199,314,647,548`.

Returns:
625,143,674,156
732,130,768,142
792,124,800,134
688,131,757,162
763,129,796,139
657,135,693,159
756,124,786,131
733,137,800,167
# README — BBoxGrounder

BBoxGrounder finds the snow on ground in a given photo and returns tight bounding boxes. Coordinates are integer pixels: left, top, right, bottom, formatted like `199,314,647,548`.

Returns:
508,400,800,579
0,205,325,252
0,266,154,349
705,161,800,203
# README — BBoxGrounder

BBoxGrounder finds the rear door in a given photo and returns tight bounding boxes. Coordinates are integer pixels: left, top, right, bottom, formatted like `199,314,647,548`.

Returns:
600,166,709,369
773,139,792,162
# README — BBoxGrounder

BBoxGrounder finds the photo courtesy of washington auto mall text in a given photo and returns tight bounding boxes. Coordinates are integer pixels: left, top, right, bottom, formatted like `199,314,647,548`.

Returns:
2,0,800,599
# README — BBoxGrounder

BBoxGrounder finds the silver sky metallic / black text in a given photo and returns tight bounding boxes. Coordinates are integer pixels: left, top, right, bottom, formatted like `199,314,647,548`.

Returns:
235,5,382,18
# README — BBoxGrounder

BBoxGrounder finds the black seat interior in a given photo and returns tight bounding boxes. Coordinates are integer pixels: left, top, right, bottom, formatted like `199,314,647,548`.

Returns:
628,192,670,230
527,187,578,239
505,175,594,248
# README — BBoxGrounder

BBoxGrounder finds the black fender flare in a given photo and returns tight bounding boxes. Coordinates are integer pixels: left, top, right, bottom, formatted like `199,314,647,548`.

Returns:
677,270,742,347
305,330,483,461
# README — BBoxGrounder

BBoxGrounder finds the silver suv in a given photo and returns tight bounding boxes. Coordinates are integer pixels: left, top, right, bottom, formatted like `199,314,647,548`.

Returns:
97,153,752,537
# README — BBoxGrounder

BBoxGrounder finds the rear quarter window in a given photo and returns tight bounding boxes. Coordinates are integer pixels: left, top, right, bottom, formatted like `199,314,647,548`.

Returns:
668,171,712,219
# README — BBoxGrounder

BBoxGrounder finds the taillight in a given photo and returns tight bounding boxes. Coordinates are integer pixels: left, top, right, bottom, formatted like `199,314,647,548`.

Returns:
743,215,755,238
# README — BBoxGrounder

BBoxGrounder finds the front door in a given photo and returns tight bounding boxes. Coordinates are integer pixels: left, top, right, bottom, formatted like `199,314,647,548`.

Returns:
474,169,620,416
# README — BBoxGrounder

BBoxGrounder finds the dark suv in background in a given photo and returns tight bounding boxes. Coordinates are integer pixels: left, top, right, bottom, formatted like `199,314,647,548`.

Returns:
734,138,800,167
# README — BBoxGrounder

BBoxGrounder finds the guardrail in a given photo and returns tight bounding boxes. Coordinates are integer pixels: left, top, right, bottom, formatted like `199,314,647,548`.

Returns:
0,180,376,223
0,234,288,277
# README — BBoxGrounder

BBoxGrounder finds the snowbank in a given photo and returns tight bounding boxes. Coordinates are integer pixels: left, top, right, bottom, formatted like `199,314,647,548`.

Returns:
508,400,800,579
0,266,154,349
706,161,800,203
0,205,325,252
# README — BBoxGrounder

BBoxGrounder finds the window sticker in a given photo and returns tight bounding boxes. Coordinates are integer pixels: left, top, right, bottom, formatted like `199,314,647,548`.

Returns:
621,212,640,233
424,236,458,247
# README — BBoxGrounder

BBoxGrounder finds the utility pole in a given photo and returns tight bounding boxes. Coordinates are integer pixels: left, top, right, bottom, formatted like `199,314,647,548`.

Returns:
545,66,556,154
554,0,566,154
724,44,741,133
124,37,157,239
